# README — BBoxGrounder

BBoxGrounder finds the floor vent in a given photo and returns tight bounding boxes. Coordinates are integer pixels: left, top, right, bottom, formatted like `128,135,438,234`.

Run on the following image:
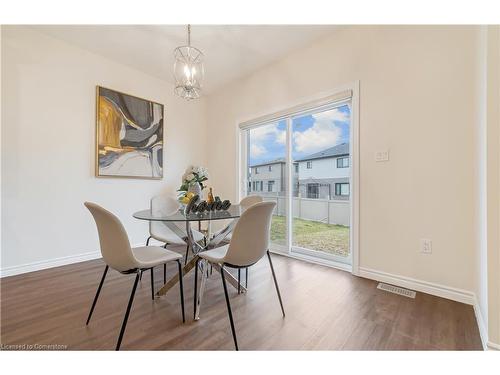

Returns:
377,283,416,298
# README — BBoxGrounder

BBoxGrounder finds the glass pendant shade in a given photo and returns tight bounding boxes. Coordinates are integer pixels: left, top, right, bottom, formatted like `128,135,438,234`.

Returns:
173,26,204,100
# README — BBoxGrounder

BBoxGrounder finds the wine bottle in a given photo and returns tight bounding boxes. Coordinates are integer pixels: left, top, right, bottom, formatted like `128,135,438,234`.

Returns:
207,187,215,204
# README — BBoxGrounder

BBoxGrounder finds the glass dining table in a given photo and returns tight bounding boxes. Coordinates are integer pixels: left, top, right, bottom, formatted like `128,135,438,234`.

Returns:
133,204,247,313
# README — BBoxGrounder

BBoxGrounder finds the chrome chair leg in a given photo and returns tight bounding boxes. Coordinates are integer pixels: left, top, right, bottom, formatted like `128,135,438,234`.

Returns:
116,273,140,350
221,265,238,350
267,250,285,317
177,260,185,323
86,265,109,325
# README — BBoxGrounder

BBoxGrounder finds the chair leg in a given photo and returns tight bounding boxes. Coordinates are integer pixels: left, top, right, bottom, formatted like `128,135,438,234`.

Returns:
86,265,109,325
238,269,241,294
267,250,285,317
150,267,155,300
177,260,185,323
116,273,140,351
245,267,248,288
184,244,189,265
139,270,143,281
221,266,239,350
193,257,200,319
163,263,166,284
146,236,152,246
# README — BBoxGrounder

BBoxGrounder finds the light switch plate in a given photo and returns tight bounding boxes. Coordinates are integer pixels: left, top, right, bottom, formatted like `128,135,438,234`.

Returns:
375,150,390,162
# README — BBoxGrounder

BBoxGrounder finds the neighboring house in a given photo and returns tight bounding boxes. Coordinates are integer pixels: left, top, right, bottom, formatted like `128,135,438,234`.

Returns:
247,158,299,196
295,143,350,200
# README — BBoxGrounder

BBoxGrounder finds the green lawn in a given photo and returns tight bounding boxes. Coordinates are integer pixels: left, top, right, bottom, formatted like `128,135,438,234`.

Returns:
270,215,350,257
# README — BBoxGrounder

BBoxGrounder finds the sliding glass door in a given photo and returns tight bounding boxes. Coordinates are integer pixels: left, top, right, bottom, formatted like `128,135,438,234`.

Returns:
291,104,351,264
240,93,354,267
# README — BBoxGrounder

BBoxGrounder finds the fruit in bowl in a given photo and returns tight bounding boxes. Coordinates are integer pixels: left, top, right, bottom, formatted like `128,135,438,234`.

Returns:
179,191,195,204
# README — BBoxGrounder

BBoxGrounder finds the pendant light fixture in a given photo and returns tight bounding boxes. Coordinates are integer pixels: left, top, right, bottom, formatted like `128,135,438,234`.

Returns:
173,24,204,100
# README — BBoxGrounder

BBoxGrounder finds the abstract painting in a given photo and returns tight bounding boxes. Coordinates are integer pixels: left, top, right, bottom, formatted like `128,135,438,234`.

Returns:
96,86,163,179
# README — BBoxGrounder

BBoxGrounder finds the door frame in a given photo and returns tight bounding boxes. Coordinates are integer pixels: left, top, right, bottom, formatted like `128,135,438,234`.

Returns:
235,81,360,275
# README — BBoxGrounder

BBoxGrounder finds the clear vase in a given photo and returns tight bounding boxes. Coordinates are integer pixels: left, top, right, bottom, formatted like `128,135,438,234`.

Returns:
188,183,203,200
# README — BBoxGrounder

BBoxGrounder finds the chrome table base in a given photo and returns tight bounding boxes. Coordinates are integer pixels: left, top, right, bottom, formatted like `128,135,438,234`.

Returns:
155,219,246,320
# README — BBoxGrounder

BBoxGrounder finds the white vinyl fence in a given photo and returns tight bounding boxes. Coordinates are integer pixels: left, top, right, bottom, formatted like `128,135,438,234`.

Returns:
259,196,350,226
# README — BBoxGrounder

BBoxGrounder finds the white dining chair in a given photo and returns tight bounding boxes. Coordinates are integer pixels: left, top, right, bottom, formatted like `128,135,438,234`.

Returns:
146,195,205,273
84,202,185,350
222,195,264,290
193,201,284,350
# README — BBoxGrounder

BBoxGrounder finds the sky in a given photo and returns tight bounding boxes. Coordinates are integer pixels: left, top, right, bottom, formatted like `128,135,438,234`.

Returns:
248,104,350,166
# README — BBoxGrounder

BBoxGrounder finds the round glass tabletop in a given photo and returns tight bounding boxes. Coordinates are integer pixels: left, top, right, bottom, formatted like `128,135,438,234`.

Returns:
133,204,245,222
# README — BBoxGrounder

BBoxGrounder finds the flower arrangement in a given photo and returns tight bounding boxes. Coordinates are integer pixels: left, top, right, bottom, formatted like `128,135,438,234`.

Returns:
178,165,209,204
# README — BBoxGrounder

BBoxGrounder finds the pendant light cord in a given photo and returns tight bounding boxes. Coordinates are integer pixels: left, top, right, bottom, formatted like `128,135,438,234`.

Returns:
187,24,191,47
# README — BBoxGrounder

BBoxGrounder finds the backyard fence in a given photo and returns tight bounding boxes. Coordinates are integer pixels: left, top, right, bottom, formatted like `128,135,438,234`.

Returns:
256,195,350,226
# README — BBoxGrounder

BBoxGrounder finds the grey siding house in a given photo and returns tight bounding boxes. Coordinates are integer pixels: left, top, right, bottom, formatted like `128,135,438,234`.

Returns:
295,143,350,200
247,158,299,196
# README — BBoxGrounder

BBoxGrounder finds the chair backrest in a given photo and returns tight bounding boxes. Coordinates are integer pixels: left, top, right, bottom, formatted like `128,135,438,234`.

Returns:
240,195,263,207
84,202,137,273
224,201,276,267
150,195,181,236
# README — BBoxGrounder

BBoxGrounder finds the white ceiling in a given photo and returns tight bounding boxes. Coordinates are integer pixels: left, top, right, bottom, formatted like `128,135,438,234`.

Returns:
32,25,336,94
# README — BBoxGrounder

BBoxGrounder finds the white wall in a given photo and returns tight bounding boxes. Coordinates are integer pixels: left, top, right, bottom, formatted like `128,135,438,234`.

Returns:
485,25,500,348
298,157,349,179
1,26,207,275
206,26,480,297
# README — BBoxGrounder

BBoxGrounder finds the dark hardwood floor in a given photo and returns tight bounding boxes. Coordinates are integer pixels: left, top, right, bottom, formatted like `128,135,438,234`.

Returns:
0,254,482,350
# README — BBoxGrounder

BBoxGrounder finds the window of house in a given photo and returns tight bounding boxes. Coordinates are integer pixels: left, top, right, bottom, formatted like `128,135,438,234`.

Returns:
268,180,275,192
307,183,319,199
260,181,263,191
335,183,350,196
306,161,312,169
268,165,272,172
294,164,299,173
255,167,259,174
337,157,349,168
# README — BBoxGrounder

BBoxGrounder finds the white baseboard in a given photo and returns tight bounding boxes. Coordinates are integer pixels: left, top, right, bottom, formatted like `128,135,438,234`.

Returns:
358,267,475,305
0,242,148,278
473,297,488,350
487,341,500,350
0,251,102,278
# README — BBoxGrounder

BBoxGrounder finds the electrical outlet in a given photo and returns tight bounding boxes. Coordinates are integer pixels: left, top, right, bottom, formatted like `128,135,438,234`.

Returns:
375,150,389,162
421,239,432,254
